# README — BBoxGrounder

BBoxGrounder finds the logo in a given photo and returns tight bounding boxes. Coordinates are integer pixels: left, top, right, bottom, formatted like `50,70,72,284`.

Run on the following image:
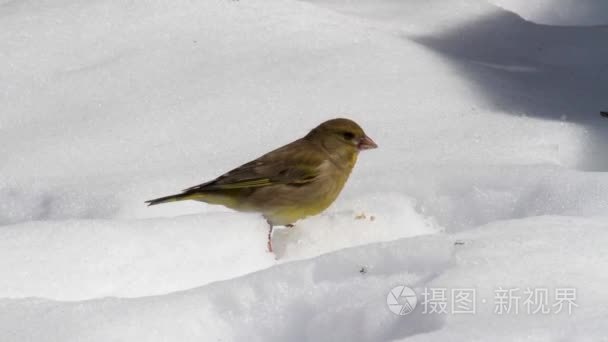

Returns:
387,285,418,315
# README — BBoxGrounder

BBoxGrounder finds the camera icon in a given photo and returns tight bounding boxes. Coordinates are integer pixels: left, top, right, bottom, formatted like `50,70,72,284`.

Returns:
387,285,418,315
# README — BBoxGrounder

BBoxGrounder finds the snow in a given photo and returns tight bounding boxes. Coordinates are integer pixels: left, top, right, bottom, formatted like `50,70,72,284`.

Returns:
488,0,608,26
2,217,607,341
0,193,439,300
1,0,607,340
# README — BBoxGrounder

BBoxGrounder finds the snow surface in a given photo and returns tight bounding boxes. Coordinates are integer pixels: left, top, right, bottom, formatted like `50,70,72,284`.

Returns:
1,0,607,340
488,0,608,26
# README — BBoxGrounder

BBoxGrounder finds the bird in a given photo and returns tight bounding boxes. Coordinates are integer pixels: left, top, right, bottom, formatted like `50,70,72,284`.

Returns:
145,118,377,252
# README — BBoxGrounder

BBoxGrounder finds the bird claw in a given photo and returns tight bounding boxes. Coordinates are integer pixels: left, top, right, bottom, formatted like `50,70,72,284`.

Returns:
267,220,274,253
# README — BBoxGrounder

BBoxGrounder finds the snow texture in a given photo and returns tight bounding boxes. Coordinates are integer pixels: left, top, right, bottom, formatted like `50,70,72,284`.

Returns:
1,0,607,340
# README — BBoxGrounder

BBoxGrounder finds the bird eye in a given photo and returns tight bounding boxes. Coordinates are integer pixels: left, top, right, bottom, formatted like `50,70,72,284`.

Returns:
343,132,355,140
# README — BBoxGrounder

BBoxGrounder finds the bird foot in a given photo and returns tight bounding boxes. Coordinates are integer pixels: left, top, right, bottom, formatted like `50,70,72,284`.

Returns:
267,221,274,253
285,224,295,228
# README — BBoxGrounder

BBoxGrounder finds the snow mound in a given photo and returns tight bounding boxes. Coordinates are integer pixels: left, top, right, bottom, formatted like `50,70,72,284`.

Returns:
488,0,608,26
2,0,608,340
1,216,606,342
0,193,439,300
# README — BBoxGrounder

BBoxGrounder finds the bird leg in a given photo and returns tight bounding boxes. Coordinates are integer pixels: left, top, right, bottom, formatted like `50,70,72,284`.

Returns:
266,220,274,253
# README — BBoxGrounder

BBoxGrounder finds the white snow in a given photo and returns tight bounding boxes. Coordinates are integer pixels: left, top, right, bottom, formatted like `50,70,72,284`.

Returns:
1,0,607,340
488,0,608,26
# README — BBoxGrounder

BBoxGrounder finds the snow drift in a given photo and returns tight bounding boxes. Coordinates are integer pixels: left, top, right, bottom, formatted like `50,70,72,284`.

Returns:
1,0,607,340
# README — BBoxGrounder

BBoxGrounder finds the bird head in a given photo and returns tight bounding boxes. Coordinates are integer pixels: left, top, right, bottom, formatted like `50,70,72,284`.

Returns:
306,118,378,153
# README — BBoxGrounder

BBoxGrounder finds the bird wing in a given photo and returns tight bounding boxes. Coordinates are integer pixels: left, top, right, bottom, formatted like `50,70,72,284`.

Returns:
182,140,325,193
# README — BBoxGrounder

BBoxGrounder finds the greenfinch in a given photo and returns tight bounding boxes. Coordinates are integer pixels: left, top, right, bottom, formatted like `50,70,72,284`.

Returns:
146,118,377,252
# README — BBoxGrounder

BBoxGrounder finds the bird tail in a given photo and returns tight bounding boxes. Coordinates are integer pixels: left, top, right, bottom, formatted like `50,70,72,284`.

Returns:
145,193,196,206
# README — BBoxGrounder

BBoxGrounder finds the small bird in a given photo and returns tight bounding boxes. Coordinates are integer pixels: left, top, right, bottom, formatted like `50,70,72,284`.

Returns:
146,118,377,252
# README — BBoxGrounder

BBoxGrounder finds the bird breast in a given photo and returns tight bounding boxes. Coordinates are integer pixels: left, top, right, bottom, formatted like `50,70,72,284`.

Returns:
257,158,356,225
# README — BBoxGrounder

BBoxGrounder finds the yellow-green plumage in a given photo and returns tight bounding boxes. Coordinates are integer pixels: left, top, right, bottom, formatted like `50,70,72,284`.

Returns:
146,118,377,250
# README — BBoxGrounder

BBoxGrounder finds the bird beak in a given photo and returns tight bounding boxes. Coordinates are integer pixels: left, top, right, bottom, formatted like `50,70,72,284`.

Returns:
357,135,378,150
